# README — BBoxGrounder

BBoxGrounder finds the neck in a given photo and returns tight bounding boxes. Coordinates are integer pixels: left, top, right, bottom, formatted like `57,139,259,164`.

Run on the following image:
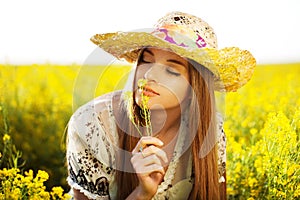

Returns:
149,105,187,163
150,105,182,138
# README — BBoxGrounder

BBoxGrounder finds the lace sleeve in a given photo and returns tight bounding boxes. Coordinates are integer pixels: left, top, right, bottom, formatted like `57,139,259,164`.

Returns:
216,113,226,183
66,100,116,200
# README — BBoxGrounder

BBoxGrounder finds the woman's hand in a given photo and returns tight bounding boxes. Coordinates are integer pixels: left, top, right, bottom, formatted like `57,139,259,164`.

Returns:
130,136,168,199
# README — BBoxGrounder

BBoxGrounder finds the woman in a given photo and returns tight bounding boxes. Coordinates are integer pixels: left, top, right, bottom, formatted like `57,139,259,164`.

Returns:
66,11,256,199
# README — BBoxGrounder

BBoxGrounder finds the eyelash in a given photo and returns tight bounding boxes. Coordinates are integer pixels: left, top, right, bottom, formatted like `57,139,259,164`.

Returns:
166,68,181,76
140,59,181,76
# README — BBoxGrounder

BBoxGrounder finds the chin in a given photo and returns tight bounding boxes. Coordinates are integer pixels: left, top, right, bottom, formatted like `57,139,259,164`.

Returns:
148,103,165,110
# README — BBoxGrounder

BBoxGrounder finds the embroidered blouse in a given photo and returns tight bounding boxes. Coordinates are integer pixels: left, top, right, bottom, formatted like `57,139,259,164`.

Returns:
66,91,226,200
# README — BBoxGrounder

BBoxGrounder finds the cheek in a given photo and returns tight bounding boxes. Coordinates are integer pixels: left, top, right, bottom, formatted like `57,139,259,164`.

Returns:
135,67,146,77
162,78,190,101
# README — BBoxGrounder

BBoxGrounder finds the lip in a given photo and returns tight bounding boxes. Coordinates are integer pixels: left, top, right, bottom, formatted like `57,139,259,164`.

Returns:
141,86,160,97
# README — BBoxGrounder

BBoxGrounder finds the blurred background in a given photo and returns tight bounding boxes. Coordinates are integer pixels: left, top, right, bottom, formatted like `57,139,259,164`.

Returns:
1,0,300,64
0,0,299,199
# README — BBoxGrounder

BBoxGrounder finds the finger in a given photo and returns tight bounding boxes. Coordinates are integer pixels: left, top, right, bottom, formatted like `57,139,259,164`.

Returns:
136,164,165,175
131,154,162,170
143,145,168,163
131,154,164,178
143,154,163,167
132,136,164,154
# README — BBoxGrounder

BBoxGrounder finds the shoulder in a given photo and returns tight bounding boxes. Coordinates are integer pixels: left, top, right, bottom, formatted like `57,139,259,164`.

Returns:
66,91,123,199
67,90,123,169
67,91,122,156
69,91,121,129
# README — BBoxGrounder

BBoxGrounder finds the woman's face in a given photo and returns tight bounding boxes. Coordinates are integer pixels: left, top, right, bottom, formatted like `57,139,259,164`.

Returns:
134,47,190,110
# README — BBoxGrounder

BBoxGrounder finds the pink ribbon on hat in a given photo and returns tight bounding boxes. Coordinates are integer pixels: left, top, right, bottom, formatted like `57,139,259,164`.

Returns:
152,26,207,50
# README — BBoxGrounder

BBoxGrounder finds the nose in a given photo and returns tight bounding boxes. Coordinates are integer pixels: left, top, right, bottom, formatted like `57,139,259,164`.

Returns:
144,65,159,82
144,66,155,81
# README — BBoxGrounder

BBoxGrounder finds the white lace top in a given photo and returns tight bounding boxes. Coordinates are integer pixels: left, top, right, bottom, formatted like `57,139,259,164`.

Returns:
66,91,226,200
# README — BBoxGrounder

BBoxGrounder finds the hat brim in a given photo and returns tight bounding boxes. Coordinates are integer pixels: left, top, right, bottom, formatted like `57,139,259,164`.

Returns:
90,32,256,92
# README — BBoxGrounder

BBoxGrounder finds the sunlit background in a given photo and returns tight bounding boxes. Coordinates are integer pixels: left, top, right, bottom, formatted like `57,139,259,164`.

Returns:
0,0,300,64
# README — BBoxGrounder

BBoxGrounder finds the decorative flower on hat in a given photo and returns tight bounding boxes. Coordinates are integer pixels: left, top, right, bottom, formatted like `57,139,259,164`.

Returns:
152,24,207,50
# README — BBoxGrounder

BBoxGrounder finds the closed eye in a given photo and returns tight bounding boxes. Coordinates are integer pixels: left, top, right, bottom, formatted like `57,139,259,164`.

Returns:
166,67,181,76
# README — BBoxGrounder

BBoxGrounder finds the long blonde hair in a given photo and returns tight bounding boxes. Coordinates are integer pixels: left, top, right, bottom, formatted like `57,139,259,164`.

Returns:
114,56,223,199
187,59,220,199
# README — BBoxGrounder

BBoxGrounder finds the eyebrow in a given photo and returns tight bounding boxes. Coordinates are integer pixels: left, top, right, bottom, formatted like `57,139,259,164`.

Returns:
167,59,186,67
143,48,187,67
143,49,154,56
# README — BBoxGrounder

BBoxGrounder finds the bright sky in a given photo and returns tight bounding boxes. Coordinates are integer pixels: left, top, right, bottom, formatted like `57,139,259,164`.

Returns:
0,0,299,65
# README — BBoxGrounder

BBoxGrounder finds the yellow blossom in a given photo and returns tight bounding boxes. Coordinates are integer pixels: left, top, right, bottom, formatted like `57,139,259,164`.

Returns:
248,177,258,188
295,185,300,197
276,191,286,198
2,134,10,142
227,187,235,195
35,170,49,182
0,168,69,199
249,128,257,135
287,164,299,177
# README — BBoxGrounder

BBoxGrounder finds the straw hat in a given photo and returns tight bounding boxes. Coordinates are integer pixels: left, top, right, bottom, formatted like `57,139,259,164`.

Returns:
90,11,256,92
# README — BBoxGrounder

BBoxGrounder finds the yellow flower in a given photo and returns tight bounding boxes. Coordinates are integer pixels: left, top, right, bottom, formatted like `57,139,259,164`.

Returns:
35,170,49,182
125,78,152,136
227,187,235,195
276,191,286,198
51,186,64,198
234,162,242,174
295,185,300,197
137,78,147,89
11,188,21,198
0,168,72,199
0,168,19,178
250,189,259,197
248,177,258,188
250,128,257,135
287,164,300,177
2,134,10,142
50,186,71,200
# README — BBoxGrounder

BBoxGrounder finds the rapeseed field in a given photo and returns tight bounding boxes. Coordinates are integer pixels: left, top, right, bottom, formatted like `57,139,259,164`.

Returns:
0,63,299,199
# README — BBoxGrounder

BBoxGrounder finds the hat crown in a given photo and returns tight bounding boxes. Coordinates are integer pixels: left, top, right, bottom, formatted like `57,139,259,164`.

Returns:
154,11,218,49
